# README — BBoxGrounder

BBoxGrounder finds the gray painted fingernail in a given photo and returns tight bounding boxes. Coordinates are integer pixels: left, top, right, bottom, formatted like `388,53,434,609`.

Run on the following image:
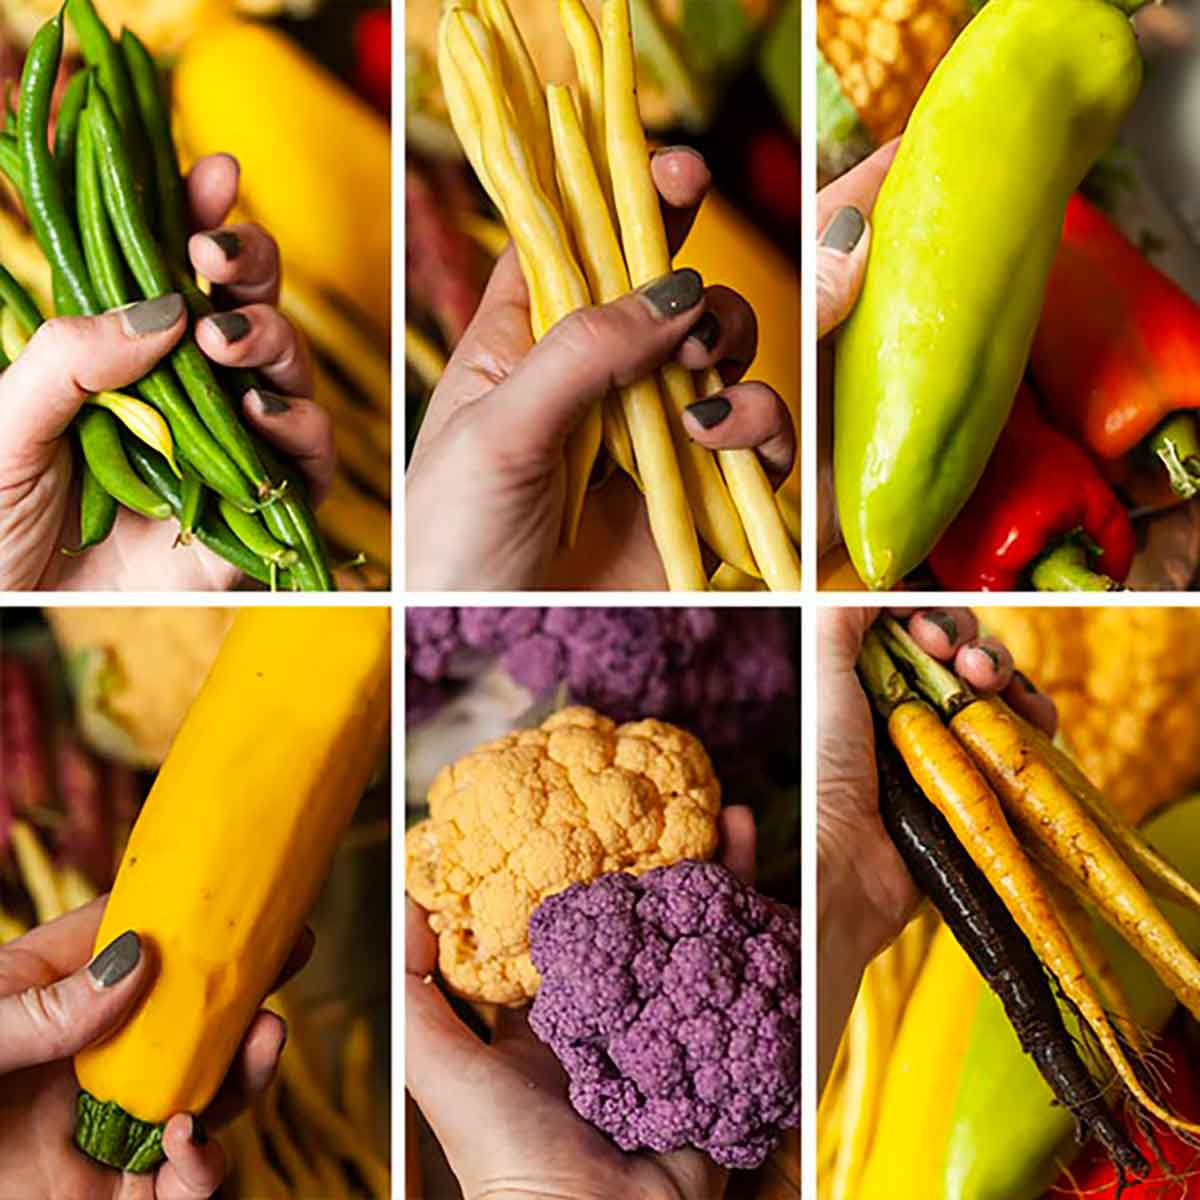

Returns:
687,311,721,352
252,389,291,415
638,268,704,318
975,643,1002,671
686,394,732,430
207,231,242,260
820,206,866,255
922,609,959,644
1013,669,1039,695
207,311,251,344
89,930,141,988
116,293,184,337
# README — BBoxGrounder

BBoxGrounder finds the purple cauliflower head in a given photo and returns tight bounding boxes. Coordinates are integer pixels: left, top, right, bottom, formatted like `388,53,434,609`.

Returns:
528,860,801,1170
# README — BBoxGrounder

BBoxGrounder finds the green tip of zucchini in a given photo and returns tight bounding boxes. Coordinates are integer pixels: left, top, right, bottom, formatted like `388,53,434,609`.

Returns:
74,1091,166,1173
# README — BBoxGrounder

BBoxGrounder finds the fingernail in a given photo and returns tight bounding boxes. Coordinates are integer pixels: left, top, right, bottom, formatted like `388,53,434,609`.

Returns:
820,206,866,255
191,1116,209,1146
251,388,291,415
88,930,141,988
116,293,184,337
206,231,242,260
651,144,705,164
922,609,959,645
974,643,1002,671
638,267,704,318
1013,669,1039,695
686,311,721,352
206,311,251,344
686,394,732,430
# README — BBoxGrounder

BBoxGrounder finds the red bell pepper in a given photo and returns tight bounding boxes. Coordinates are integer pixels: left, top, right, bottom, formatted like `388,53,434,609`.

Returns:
353,8,390,116
1031,192,1200,498
1047,1019,1200,1199
928,383,1135,591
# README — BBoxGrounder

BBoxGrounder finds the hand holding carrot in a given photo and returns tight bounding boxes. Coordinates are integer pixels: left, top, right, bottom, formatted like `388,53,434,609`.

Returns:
817,607,1057,1088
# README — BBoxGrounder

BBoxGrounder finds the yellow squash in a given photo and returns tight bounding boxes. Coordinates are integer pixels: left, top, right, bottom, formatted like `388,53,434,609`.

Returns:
73,607,391,1172
173,19,391,337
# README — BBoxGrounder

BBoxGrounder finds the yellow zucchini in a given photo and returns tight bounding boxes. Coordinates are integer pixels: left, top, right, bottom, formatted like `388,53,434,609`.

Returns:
73,608,391,1172
174,19,391,337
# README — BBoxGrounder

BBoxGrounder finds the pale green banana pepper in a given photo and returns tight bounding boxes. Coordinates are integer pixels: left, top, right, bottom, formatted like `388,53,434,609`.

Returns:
942,795,1200,1200
833,0,1145,590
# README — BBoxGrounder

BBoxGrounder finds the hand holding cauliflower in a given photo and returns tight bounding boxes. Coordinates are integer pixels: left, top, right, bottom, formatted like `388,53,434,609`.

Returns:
529,860,801,1170
405,707,722,1004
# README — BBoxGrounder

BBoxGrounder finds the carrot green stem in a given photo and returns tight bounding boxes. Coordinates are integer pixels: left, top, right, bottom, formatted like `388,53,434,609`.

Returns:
856,628,915,717
1029,540,1120,593
1148,412,1200,500
878,616,974,717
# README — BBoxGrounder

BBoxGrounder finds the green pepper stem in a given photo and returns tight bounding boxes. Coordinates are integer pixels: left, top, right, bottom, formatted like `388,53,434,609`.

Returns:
1148,412,1200,500
1029,541,1120,592
878,616,976,717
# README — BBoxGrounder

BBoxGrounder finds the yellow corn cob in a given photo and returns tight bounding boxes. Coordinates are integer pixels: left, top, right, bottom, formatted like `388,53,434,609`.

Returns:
982,608,1200,826
817,0,972,178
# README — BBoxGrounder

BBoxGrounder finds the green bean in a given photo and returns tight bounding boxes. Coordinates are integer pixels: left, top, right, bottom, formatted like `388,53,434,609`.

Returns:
178,466,203,543
77,405,170,520
0,329,10,371
255,440,335,591
88,86,270,493
217,497,298,569
0,264,44,336
77,455,118,549
120,30,189,268
0,131,24,192
125,438,288,587
76,102,257,512
66,0,154,220
55,68,91,210
17,13,97,315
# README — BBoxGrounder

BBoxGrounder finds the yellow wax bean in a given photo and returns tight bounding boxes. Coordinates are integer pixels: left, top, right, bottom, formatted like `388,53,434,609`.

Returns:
602,0,756,575
547,83,706,589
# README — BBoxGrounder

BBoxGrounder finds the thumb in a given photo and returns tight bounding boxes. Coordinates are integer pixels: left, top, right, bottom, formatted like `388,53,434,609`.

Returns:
817,206,870,339
0,930,149,1074
484,267,708,459
0,294,187,463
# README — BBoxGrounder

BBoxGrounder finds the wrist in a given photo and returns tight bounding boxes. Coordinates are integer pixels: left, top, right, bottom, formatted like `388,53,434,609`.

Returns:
816,836,905,1091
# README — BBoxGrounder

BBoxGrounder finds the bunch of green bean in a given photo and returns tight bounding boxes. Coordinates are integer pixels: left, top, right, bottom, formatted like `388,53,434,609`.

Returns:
1,0,335,590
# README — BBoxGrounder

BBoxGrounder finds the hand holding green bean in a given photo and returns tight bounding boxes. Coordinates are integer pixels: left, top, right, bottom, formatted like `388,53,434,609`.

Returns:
0,153,333,591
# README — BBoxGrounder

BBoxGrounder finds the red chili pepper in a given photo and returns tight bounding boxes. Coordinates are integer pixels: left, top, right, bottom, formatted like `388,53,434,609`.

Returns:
1031,192,1200,496
928,383,1135,591
353,8,391,116
1047,1019,1200,1199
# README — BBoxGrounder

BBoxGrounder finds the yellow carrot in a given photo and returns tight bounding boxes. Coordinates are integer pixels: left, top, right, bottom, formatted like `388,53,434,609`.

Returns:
953,695,1200,1024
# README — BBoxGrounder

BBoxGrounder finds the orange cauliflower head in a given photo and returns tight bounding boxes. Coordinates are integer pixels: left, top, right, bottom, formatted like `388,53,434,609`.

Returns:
405,706,722,1004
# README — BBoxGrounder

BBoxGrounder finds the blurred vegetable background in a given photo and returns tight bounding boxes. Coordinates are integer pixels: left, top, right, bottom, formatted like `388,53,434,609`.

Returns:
818,1,1200,593
0,0,391,587
405,0,801,565
405,605,800,1197
820,607,1200,1199
0,608,391,1197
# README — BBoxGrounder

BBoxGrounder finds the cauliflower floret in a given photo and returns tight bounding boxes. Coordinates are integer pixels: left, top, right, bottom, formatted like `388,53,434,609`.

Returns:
405,707,721,1004
528,860,801,1169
